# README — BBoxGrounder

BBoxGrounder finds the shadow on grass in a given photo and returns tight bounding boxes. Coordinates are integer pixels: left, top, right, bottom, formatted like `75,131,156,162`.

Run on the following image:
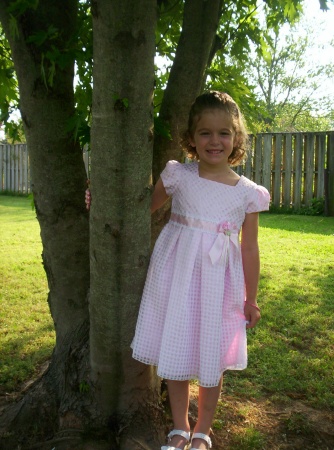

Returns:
231,263,334,409
0,322,55,393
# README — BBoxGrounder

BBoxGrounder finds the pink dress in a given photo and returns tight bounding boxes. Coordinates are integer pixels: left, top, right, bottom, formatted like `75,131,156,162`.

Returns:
131,160,270,387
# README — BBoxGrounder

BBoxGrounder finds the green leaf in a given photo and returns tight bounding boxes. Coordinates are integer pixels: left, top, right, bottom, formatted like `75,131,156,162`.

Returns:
154,116,171,139
7,0,39,17
26,25,59,46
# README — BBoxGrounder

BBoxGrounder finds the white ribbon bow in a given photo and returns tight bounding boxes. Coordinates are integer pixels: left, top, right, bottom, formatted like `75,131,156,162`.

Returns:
209,225,239,265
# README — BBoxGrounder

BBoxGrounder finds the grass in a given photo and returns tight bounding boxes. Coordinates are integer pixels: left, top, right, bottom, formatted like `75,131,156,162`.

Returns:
1,195,334,449
224,213,334,411
0,195,54,392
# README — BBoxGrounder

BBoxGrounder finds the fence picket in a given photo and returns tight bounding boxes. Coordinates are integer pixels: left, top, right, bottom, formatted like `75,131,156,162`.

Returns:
316,134,326,198
262,134,272,192
14,145,19,192
304,134,315,205
283,134,292,208
293,134,303,210
6,145,11,191
254,135,262,185
244,135,253,179
272,134,282,208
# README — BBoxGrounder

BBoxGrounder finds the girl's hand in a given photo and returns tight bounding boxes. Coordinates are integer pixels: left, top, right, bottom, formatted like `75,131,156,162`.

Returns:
244,301,261,329
85,179,91,210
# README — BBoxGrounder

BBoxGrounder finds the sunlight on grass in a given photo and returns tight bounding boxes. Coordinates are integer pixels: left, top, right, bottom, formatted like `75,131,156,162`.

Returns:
231,426,266,450
0,195,55,392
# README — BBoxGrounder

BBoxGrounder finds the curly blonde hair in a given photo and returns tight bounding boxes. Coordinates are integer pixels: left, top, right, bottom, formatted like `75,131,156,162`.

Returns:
181,91,249,166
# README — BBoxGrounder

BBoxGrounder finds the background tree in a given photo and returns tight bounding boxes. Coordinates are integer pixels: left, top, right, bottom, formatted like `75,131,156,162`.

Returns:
244,26,334,132
0,26,23,142
0,0,331,448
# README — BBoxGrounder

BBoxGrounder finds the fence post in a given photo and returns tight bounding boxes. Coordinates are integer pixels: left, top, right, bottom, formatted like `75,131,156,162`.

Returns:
6,145,11,190
293,133,302,210
283,133,293,208
262,134,272,192
254,135,263,185
327,132,334,216
304,133,315,207
315,133,326,199
272,134,282,208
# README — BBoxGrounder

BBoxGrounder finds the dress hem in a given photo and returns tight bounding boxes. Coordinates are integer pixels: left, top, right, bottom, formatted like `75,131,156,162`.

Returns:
132,352,247,388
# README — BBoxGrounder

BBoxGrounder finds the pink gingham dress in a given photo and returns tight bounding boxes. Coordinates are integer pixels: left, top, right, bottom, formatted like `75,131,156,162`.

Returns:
131,160,270,387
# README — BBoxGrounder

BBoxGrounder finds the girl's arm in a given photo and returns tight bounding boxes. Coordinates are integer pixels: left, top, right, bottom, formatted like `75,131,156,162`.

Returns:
151,177,170,213
241,212,261,329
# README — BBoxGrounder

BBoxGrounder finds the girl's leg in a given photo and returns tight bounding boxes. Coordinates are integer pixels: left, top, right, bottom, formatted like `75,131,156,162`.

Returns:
166,380,191,448
191,377,223,449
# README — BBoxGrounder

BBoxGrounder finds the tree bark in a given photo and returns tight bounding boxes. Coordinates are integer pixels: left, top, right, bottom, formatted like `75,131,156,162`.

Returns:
0,1,91,447
151,0,223,242
89,1,161,447
153,0,223,180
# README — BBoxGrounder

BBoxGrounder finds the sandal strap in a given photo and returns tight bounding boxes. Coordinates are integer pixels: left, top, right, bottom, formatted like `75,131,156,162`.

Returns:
191,432,212,449
161,447,186,450
161,430,191,450
161,447,187,450
168,430,191,442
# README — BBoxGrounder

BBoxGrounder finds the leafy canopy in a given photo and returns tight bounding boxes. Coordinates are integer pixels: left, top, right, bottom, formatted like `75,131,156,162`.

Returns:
0,0,331,143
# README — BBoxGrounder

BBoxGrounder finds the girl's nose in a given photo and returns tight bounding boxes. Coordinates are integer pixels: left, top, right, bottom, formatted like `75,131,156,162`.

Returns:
210,133,220,144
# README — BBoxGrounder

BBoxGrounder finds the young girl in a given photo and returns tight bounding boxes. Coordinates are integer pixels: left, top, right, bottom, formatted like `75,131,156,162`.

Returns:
131,91,270,450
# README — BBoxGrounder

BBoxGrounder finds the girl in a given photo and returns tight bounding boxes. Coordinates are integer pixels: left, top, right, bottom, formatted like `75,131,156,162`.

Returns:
131,91,270,450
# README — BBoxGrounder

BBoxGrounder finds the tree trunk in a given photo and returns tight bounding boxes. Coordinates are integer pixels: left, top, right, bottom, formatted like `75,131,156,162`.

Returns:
89,1,161,448
0,1,92,448
153,0,223,180
152,0,223,242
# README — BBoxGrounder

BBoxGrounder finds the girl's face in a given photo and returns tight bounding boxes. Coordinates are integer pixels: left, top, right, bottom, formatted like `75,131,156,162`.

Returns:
189,109,235,167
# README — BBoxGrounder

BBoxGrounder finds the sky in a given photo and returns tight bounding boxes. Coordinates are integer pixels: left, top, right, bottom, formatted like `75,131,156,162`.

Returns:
1,0,334,140
252,0,334,107
290,0,334,64
290,0,334,104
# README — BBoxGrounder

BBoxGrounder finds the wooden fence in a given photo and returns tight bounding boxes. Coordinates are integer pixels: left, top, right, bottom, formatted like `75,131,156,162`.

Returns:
1,131,334,215
235,131,334,215
0,144,30,194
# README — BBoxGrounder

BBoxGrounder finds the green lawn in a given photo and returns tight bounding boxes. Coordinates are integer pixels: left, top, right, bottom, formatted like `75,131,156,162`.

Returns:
1,195,334,412
0,195,54,392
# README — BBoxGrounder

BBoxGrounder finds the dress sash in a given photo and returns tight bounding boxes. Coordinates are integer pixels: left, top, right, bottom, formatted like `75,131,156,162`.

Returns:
170,212,240,265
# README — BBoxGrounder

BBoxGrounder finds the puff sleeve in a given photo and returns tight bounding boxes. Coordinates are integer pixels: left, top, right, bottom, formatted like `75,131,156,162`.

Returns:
160,160,182,196
246,184,270,213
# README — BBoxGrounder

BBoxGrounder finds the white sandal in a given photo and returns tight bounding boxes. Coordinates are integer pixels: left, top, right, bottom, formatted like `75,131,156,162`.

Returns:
161,429,191,450
189,432,212,449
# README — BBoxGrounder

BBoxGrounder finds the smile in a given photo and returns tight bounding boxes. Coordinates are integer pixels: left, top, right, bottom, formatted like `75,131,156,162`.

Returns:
206,150,223,154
